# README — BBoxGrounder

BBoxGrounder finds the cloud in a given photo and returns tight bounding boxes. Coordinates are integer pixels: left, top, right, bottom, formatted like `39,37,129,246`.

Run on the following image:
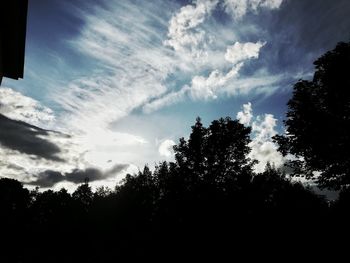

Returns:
164,0,218,58
46,1,178,169
55,1,177,133
225,41,266,64
144,70,285,113
143,88,188,114
189,63,244,100
223,0,284,19
237,102,284,172
237,102,253,125
56,0,288,120
158,139,176,158
142,64,244,112
65,164,128,184
249,140,284,173
28,170,65,188
0,87,55,128
252,113,277,142
0,87,131,186
0,114,63,161
249,114,285,172
28,164,129,187
249,113,284,172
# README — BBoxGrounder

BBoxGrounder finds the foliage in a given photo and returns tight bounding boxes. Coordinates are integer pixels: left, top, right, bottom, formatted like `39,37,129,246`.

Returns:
274,41,350,189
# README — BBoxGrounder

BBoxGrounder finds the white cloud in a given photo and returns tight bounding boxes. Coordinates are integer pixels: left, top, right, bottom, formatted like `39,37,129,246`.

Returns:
189,63,243,100
0,87,55,128
158,139,176,158
237,102,253,125
237,102,284,173
164,0,219,58
261,0,284,9
225,41,266,64
249,140,284,173
252,113,277,142
223,0,284,19
143,37,272,112
249,113,284,172
143,87,189,114
142,68,285,113
142,63,243,112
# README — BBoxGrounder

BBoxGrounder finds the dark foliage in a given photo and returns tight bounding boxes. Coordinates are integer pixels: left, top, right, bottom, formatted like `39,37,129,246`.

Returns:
274,41,350,190
2,116,347,262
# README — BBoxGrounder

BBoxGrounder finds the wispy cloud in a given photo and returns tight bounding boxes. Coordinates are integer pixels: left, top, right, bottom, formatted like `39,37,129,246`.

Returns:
56,0,287,122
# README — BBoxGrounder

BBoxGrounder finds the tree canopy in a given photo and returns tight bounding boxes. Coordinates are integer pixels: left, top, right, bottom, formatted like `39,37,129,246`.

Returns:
274,41,350,190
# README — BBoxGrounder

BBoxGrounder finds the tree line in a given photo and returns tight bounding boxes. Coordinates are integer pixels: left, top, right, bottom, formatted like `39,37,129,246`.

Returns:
1,41,350,261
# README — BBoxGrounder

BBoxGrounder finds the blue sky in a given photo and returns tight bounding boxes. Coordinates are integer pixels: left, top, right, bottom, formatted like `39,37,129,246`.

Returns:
1,0,350,190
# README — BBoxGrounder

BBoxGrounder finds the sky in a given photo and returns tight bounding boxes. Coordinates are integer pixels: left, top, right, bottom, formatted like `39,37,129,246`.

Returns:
1,0,350,191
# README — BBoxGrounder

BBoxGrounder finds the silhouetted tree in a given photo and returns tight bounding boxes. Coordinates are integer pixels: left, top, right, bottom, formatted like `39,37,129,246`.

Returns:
0,178,30,218
274,41,350,190
251,163,326,216
174,117,254,188
0,178,31,262
72,179,93,208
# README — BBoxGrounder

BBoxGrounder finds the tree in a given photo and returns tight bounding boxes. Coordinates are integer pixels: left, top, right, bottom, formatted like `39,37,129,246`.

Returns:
0,178,30,222
72,179,93,208
174,117,255,188
274,41,350,190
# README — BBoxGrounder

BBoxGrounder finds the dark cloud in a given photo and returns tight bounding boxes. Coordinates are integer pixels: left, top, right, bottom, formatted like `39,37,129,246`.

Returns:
28,170,65,188
27,164,129,187
105,164,129,177
0,114,63,161
65,168,104,184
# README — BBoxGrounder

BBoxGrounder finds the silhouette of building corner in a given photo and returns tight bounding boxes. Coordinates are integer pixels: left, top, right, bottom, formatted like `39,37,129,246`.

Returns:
0,0,28,85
